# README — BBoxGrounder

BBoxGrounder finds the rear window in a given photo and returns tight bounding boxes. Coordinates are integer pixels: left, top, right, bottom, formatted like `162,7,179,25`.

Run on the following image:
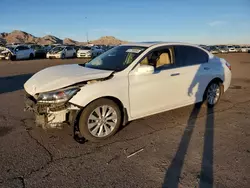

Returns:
174,45,209,66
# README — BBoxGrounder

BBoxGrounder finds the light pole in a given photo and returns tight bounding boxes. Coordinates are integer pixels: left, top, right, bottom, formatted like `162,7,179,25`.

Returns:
85,17,89,43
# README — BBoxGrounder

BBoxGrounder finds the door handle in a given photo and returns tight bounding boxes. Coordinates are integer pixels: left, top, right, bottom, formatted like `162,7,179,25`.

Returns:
171,73,180,76
204,67,210,70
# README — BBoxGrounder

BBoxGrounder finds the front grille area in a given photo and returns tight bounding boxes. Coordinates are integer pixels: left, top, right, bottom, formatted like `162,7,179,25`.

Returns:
24,92,68,114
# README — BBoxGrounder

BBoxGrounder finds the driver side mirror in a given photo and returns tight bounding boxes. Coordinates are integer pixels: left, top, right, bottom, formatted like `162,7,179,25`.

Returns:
135,65,154,75
15,48,19,52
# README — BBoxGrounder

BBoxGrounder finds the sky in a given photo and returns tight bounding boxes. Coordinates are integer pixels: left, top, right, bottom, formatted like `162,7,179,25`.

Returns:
0,0,250,44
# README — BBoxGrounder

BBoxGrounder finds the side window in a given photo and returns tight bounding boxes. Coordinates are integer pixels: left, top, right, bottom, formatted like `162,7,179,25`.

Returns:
15,46,21,51
139,47,175,70
23,46,29,50
174,46,208,67
17,46,26,51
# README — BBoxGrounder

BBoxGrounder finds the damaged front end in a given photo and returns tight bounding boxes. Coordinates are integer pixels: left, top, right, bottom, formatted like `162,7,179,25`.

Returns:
24,87,81,129
0,47,15,60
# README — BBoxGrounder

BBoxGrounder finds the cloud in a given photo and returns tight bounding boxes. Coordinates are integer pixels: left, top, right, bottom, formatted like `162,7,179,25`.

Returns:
208,21,227,27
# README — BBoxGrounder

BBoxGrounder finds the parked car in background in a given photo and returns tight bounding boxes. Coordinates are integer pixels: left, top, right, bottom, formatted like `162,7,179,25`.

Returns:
241,46,250,53
74,46,81,52
0,45,35,60
209,46,220,54
234,45,241,52
46,46,76,59
29,44,47,58
199,45,209,51
43,45,53,52
77,46,104,58
227,45,236,53
24,42,231,142
217,45,228,53
77,46,93,58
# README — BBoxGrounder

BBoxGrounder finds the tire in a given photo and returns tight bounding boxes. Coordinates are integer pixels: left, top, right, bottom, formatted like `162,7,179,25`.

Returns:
73,53,76,58
61,54,65,59
203,81,223,108
7,53,14,61
78,98,122,142
29,53,34,60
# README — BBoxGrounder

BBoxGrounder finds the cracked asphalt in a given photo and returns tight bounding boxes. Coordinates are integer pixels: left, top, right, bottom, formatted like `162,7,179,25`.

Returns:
0,54,250,188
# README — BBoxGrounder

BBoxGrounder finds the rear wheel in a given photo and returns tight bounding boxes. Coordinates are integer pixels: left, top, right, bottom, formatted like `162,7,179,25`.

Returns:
78,98,122,142
204,81,223,108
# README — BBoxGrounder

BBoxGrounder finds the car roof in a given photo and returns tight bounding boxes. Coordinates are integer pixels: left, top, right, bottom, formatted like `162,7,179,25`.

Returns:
121,42,204,48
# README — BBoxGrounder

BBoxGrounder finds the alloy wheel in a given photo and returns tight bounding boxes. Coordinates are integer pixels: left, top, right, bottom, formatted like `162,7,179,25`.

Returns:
87,105,118,137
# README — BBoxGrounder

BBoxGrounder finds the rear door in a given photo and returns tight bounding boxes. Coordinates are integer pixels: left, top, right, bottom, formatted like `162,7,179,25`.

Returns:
22,46,31,59
174,45,210,103
66,47,73,57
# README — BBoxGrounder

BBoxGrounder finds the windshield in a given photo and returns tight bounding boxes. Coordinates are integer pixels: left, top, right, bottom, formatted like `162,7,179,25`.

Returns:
80,46,91,50
83,45,147,71
50,46,65,52
31,45,42,50
6,46,14,51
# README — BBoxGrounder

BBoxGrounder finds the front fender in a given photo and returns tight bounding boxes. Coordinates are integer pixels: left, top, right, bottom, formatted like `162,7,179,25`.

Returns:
69,76,129,110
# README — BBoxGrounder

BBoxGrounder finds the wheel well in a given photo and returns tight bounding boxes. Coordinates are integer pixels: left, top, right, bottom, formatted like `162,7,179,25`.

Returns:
209,77,223,84
102,96,128,125
203,77,224,101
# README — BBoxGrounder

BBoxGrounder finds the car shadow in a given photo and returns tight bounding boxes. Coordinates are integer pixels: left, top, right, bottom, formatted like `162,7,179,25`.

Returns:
0,73,33,94
162,62,225,188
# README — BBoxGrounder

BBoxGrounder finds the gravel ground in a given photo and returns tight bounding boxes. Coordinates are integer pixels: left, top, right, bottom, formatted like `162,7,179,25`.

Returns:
0,54,249,188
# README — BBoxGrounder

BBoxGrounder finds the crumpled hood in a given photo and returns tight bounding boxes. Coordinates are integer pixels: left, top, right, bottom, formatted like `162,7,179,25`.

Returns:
0,48,12,54
24,64,113,95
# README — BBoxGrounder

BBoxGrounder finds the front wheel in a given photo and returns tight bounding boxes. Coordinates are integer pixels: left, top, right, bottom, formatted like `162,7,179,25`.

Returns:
78,98,122,142
29,53,34,60
61,54,65,59
204,81,223,108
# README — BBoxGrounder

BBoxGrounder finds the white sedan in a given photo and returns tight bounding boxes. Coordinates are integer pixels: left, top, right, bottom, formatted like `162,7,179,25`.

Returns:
0,45,35,60
241,46,250,53
227,46,237,53
46,46,76,59
77,46,104,58
24,42,232,142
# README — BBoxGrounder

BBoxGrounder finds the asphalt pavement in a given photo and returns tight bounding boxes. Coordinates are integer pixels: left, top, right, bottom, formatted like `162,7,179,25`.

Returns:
0,54,249,188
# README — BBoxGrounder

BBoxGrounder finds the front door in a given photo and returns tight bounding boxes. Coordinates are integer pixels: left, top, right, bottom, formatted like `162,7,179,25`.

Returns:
128,46,188,118
15,46,25,59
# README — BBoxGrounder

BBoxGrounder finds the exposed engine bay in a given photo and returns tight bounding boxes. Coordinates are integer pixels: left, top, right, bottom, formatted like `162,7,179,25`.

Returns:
24,92,81,129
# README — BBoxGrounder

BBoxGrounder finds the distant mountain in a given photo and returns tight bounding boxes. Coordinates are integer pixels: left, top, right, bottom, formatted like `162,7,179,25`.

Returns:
63,38,78,45
0,30,127,46
90,36,126,45
0,30,37,44
37,35,63,45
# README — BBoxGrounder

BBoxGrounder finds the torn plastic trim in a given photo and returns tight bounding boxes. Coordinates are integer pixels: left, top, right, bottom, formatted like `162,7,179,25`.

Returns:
66,71,115,88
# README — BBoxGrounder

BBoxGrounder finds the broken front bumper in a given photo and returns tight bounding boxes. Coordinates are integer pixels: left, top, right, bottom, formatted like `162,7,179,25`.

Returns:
24,94,80,129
